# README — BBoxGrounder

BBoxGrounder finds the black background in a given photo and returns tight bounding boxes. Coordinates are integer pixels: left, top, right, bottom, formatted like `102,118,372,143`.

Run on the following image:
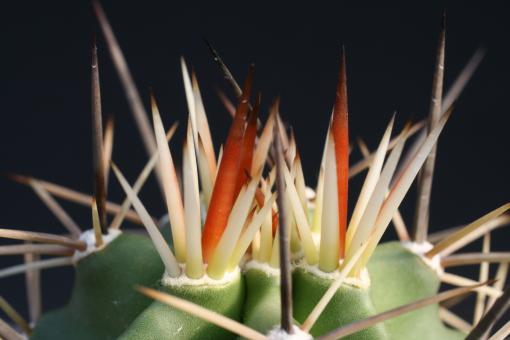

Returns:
1,1,509,328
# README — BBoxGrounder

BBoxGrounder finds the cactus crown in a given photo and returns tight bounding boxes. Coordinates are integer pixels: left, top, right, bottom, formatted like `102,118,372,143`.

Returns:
1,3,509,340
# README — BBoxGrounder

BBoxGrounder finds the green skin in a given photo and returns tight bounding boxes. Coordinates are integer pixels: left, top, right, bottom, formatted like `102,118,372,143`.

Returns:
119,270,245,340
289,241,463,339
29,226,462,339
293,266,389,339
367,241,464,340
242,266,281,334
31,232,164,340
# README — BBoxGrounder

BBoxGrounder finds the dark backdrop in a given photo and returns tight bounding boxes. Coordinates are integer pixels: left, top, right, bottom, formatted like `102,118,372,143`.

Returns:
1,1,509,327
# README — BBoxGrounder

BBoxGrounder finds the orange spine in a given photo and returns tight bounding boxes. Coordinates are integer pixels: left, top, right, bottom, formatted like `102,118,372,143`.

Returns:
201,66,254,262
332,49,349,259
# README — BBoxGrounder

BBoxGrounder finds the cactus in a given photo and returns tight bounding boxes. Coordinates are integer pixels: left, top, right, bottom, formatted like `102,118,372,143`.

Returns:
1,3,509,340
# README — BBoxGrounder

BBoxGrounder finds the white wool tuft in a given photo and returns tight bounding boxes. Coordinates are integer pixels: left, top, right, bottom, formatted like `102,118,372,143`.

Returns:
243,260,280,276
402,241,444,276
304,186,316,201
161,266,240,287
267,326,312,340
73,228,121,262
295,259,371,289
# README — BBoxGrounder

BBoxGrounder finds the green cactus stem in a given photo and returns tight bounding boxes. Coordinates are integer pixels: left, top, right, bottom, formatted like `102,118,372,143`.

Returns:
119,269,245,340
367,241,464,340
292,264,388,339
242,261,281,334
31,232,164,340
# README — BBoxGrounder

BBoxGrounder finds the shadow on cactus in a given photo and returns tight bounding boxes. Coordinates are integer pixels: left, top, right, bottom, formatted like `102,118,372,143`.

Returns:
1,2,509,340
